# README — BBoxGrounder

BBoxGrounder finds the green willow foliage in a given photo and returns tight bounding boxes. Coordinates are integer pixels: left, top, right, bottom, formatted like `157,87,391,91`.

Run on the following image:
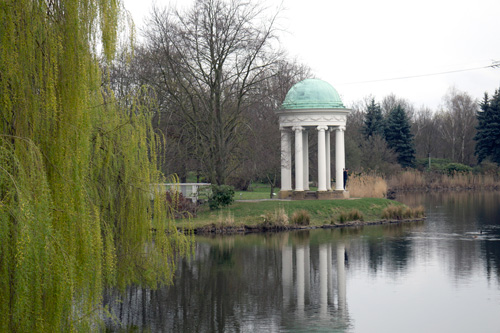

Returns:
0,0,191,331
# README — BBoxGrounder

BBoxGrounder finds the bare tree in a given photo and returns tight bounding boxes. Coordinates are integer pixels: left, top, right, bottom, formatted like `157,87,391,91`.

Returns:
381,94,415,120
142,0,283,184
359,134,398,174
438,88,478,164
239,59,311,196
344,104,365,170
412,106,440,161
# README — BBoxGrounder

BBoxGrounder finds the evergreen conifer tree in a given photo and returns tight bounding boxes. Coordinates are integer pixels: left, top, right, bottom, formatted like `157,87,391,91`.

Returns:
363,98,385,139
474,89,500,164
384,104,416,168
474,93,492,163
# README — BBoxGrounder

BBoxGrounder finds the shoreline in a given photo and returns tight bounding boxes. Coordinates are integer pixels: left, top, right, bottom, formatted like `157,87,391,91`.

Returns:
185,217,426,235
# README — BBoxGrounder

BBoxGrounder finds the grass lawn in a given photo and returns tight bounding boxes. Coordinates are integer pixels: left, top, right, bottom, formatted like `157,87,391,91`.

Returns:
235,185,274,200
176,197,406,230
235,183,318,200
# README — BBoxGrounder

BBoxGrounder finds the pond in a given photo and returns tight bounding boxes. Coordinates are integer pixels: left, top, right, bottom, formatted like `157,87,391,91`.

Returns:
104,191,500,332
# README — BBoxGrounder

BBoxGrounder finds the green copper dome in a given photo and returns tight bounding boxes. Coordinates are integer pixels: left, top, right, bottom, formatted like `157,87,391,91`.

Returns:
282,79,345,109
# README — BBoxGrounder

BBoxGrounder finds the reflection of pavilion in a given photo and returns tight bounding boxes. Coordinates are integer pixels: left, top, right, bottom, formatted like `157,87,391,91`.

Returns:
282,242,349,327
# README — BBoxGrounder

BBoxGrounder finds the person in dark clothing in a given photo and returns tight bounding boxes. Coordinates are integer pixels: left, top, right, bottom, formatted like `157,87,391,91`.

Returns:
343,168,348,190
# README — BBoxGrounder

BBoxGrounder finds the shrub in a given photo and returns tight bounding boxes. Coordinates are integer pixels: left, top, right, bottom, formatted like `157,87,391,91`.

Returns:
166,190,198,218
473,160,499,174
208,185,235,210
227,176,251,190
415,157,451,172
291,209,310,226
446,163,472,175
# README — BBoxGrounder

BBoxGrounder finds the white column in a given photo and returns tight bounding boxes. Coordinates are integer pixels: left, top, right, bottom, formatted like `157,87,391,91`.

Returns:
335,126,346,191
280,128,292,191
326,128,332,190
294,126,304,191
302,130,309,190
317,125,328,191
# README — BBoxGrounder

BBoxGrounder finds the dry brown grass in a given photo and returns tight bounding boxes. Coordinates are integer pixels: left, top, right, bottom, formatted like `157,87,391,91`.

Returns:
381,204,425,220
261,206,289,227
217,210,234,226
337,209,364,223
291,209,311,226
348,173,388,198
387,170,426,189
387,170,500,191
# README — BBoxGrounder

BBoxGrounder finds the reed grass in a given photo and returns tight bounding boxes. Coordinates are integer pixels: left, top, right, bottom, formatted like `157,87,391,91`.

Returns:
217,210,235,226
387,170,500,191
336,209,364,223
381,204,425,220
291,209,311,226
261,206,289,227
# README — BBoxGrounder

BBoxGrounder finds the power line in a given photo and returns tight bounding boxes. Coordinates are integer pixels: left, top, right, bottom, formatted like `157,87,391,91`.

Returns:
337,61,499,85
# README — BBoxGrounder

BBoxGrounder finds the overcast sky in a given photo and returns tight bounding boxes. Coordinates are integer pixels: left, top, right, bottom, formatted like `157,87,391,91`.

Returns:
122,0,500,110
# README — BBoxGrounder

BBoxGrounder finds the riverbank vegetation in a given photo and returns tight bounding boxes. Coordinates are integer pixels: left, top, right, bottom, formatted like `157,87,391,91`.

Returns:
348,167,500,194
236,165,500,200
175,198,424,233
347,173,388,198
387,169,500,191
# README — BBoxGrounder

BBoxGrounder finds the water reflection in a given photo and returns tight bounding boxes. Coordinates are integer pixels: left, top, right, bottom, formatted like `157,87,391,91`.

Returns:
396,191,500,284
105,192,500,332
104,224,423,332
280,240,349,331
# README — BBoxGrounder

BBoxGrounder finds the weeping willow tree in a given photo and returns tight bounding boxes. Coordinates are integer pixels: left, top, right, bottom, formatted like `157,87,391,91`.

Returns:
0,0,191,331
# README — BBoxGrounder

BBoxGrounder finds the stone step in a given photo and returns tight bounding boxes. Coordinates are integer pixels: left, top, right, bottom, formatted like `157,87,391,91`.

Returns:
304,191,317,199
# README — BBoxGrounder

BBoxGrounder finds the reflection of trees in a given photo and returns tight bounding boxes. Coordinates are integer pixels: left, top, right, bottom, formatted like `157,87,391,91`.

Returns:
396,191,500,231
483,227,500,284
104,241,284,331
103,226,421,331
349,223,420,274
368,240,384,272
397,191,500,282
387,238,411,270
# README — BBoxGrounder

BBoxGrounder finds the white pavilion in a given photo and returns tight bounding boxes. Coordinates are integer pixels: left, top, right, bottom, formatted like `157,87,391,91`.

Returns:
276,79,351,199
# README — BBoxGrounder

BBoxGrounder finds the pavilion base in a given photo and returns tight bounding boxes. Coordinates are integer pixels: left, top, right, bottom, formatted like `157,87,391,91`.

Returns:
279,190,349,200
317,190,349,200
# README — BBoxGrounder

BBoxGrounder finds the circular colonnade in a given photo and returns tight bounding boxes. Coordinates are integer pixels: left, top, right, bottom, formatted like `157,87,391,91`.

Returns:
277,79,350,199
